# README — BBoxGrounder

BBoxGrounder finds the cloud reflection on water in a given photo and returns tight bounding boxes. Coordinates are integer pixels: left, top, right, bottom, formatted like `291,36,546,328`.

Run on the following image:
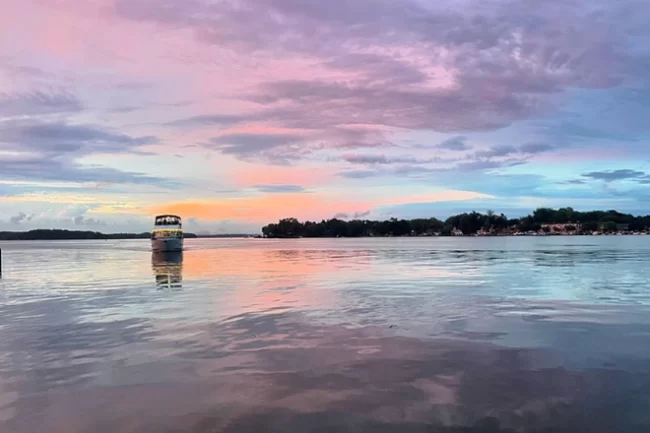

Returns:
2,238,650,432
2,309,650,433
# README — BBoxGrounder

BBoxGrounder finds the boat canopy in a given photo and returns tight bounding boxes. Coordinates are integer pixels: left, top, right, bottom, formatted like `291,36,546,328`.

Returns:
154,215,182,226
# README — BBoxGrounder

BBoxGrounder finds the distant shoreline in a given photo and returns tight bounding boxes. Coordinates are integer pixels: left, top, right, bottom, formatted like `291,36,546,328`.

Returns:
0,229,257,241
4,233,649,241
262,208,650,238
260,232,650,239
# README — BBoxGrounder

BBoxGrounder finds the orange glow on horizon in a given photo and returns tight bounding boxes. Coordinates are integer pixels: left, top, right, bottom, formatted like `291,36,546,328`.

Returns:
146,193,369,222
143,189,493,223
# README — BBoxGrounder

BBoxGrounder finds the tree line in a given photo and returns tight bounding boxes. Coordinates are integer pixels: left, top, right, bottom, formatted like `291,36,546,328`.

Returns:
0,229,198,241
261,208,650,238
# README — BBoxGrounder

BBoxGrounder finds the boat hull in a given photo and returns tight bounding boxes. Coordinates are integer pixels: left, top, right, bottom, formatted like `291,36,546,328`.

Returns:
151,237,183,252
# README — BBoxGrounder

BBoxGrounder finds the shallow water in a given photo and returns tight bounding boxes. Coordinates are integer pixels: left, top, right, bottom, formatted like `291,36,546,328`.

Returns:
1,237,650,432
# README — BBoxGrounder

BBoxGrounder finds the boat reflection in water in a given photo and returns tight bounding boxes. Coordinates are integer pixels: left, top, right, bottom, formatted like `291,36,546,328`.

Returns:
151,251,183,290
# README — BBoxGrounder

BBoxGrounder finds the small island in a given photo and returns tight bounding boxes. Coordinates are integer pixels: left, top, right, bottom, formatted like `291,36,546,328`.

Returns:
262,208,650,238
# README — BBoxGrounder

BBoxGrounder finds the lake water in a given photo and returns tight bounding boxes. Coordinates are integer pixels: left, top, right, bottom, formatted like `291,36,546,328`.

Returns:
1,237,650,432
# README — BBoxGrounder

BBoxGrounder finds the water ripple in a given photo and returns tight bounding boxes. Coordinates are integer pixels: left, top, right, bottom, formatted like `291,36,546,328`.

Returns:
1,237,650,432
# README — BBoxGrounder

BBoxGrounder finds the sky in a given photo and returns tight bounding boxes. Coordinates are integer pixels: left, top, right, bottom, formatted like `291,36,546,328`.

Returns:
1,0,650,234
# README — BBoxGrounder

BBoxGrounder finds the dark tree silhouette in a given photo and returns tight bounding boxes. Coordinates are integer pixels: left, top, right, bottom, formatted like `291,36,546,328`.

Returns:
262,208,650,237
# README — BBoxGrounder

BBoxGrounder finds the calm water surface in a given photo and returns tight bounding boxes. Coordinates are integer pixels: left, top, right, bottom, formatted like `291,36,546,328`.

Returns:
1,237,650,432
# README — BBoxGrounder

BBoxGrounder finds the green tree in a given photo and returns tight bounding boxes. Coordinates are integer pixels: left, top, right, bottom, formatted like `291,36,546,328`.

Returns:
582,221,599,232
260,208,650,238
533,208,555,223
602,221,618,233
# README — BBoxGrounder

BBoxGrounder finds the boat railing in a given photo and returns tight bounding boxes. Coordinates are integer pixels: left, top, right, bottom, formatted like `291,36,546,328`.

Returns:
152,229,183,239
154,216,182,226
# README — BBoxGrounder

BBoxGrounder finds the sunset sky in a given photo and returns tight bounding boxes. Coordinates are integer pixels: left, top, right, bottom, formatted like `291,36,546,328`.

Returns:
1,0,650,233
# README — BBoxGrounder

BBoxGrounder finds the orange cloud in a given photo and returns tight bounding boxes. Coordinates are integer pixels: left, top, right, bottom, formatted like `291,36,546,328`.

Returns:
144,189,493,223
146,193,368,222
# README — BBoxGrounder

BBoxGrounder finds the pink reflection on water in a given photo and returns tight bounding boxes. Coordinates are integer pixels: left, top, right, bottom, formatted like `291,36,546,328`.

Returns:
4,312,645,433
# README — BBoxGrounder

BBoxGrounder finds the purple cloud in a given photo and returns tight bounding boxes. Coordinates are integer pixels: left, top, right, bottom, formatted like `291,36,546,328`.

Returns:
249,80,532,132
199,127,388,163
436,136,471,151
0,58,46,78
455,158,526,172
469,142,554,160
0,119,158,157
0,91,83,117
475,145,518,158
206,133,306,162
0,153,178,187
5,0,649,223
9,212,35,225
0,118,171,187
116,0,645,141
333,210,371,219
337,154,527,180
339,169,382,179
520,142,555,154
582,169,648,182
73,215,106,227
342,154,427,165
167,114,249,127
322,53,428,87
341,153,450,165
342,154,393,165
140,0,646,171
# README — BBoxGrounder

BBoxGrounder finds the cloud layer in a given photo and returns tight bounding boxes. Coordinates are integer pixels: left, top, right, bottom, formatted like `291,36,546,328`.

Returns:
1,0,649,231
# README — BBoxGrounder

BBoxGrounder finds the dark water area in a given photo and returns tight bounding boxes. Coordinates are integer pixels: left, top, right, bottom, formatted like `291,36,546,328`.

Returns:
1,237,650,432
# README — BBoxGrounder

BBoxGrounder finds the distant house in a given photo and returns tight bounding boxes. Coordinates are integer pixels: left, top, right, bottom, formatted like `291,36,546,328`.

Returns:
616,223,630,231
452,228,464,236
541,223,581,232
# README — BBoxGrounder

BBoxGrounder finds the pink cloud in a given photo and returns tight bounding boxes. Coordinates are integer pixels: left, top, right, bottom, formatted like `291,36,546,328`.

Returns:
232,165,336,188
